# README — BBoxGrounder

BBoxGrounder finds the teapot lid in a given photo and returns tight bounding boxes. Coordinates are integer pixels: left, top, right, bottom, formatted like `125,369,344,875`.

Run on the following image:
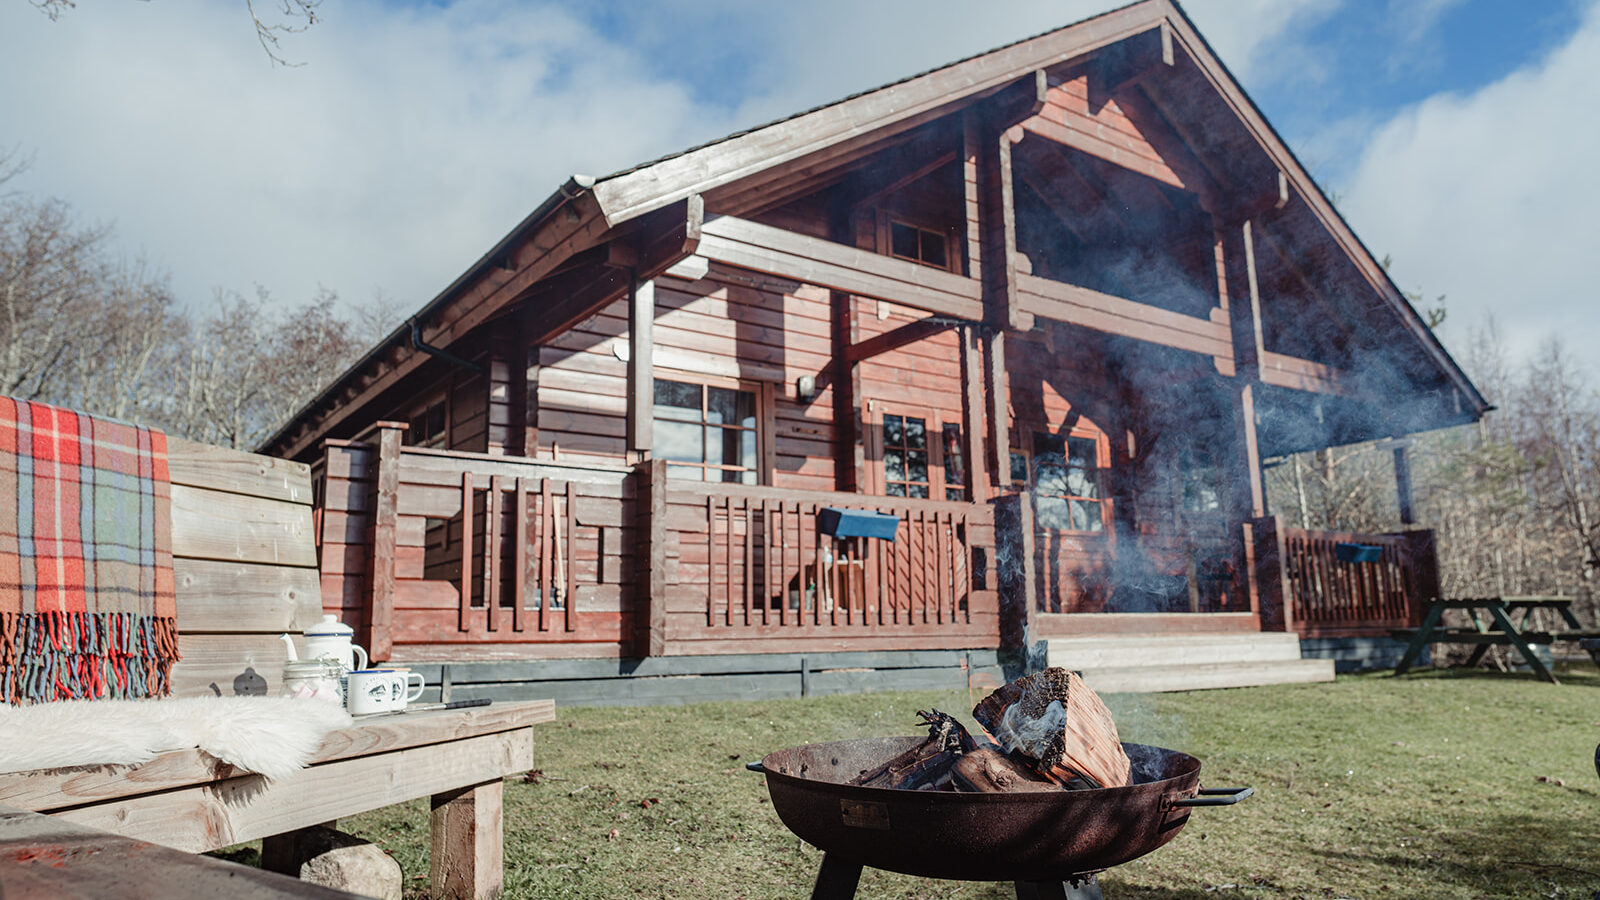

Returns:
305,614,354,638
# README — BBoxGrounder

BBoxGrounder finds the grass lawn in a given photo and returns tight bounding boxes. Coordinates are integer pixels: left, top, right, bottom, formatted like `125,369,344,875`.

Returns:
289,668,1600,898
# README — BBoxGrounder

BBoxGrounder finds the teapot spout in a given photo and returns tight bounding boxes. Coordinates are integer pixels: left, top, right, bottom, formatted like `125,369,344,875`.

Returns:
279,633,298,661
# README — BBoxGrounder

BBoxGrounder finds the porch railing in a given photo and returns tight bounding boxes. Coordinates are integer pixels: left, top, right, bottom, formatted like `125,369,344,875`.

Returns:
315,426,997,660
656,473,997,653
1253,516,1439,638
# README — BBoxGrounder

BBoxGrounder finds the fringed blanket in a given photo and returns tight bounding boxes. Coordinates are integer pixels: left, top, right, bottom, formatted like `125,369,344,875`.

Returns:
0,398,179,704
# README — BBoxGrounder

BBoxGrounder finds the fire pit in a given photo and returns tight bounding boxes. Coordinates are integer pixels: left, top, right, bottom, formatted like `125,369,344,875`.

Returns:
748,736,1250,899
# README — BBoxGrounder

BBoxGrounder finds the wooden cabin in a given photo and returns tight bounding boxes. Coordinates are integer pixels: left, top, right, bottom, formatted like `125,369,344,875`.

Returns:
262,0,1484,702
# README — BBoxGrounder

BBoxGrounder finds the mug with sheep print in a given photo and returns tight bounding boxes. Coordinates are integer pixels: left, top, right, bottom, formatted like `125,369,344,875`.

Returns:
346,669,425,715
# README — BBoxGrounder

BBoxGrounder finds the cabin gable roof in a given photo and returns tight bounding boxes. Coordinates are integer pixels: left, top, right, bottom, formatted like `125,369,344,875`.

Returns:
261,0,1487,461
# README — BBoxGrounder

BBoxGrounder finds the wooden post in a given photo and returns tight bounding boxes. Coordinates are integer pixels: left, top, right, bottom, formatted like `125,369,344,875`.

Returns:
984,330,1011,492
431,779,504,900
626,273,654,462
360,421,405,662
997,493,1039,671
633,459,668,656
830,289,865,493
1393,443,1415,525
512,310,539,457
1250,516,1293,632
959,326,989,504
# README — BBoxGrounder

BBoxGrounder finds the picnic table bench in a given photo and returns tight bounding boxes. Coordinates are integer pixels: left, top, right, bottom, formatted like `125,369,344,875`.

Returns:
1392,597,1599,684
0,700,554,897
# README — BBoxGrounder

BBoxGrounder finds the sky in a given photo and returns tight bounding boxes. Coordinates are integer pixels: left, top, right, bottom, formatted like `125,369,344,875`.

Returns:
1,0,1595,381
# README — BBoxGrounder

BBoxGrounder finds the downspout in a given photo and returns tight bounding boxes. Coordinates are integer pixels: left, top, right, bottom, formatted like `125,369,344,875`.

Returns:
409,318,486,376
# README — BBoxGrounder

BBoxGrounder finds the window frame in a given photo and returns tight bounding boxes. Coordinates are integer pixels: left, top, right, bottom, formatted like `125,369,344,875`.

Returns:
868,405,969,501
652,375,771,486
1020,428,1111,534
875,211,961,274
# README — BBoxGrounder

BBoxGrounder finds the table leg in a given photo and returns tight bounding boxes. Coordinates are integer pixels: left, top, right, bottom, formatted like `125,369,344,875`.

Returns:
431,779,504,900
1487,605,1557,684
1395,602,1446,676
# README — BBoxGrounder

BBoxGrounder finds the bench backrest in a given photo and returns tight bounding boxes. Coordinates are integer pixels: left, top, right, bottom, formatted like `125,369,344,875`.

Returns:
167,438,322,697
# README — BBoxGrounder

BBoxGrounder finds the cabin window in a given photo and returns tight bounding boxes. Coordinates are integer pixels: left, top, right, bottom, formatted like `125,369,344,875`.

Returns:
1032,433,1104,532
941,423,967,501
887,220,949,270
654,379,758,483
882,414,930,498
1180,447,1222,513
1009,450,1030,490
408,398,448,448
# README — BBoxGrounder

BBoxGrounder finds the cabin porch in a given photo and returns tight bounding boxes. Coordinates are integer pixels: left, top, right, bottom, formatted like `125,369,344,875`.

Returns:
313,427,1434,696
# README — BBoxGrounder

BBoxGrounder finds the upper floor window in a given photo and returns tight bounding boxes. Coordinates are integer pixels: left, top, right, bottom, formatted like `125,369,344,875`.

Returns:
888,220,950,270
655,379,758,483
1032,432,1104,532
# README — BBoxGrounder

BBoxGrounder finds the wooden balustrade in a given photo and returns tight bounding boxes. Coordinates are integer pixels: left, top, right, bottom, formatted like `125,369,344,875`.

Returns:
660,482,999,654
1256,521,1438,638
315,435,1000,659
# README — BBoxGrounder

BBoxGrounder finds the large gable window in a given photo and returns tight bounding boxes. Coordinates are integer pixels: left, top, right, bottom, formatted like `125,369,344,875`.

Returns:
655,379,758,483
1032,432,1104,532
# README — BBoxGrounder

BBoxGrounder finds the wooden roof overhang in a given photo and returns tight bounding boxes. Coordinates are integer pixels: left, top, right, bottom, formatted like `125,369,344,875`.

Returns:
260,0,1488,462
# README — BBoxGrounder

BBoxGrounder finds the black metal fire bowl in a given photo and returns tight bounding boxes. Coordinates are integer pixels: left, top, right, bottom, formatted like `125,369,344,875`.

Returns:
750,736,1250,885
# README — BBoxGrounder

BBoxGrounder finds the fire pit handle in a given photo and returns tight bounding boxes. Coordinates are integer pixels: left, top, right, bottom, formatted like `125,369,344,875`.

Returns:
1171,786,1253,807
745,761,767,774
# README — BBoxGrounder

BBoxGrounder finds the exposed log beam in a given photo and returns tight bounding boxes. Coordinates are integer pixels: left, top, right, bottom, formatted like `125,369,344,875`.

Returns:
697,214,983,319
1015,271,1233,360
522,196,703,345
843,317,960,364
1258,351,1355,398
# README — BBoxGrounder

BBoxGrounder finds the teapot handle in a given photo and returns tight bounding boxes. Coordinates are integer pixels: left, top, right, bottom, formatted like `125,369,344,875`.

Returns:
352,644,369,671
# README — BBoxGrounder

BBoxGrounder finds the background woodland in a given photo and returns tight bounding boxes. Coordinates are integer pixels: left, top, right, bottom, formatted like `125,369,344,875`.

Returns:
5,158,1595,617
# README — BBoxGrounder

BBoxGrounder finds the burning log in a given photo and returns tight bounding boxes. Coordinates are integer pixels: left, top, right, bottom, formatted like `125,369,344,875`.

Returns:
971,667,1131,789
949,747,1060,793
848,709,975,790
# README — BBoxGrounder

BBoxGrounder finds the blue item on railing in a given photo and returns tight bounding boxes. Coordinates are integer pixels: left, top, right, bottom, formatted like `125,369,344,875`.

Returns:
817,507,900,541
1334,542,1384,563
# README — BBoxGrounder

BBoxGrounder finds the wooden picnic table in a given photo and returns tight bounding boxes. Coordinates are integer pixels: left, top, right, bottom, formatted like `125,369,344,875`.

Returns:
1392,597,1598,684
0,699,555,899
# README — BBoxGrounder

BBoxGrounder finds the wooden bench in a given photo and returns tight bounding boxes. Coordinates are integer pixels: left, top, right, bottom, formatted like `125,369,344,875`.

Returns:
1392,597,1597,684
5,438,555,898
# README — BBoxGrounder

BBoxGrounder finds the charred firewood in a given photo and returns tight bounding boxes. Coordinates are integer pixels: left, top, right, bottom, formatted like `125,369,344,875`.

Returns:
949,747,1061,793
847,709,978,790
972,667,1131,789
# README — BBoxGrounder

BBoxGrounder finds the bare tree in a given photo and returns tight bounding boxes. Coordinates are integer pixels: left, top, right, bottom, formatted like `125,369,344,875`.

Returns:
25,0,323,66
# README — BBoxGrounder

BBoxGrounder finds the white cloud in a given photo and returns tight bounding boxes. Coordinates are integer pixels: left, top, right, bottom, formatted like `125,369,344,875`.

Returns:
0,0,1335,316
1341,0,1600,371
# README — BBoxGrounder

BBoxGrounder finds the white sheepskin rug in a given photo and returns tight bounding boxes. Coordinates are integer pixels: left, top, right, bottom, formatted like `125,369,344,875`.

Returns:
0,696,352,780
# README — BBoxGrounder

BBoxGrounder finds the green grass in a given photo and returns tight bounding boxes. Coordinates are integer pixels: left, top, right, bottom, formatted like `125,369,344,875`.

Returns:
271,669,1600,898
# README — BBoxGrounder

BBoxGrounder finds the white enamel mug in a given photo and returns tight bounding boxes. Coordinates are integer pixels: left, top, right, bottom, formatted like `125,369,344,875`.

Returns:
346,669,425,715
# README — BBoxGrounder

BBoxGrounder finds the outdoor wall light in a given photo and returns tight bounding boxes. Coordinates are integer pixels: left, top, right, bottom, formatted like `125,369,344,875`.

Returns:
796,374,817,401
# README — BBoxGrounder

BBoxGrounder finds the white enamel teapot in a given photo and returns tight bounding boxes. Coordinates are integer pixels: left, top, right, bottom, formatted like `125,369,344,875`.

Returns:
288,614,369,672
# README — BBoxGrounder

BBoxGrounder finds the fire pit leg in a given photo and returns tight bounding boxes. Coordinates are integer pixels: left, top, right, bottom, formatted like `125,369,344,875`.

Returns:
1014,874,1102,900
810,853,863,900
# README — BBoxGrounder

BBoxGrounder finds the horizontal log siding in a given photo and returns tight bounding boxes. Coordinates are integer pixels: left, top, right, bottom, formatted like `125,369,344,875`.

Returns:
1023,74,1183,189
534,263,838,490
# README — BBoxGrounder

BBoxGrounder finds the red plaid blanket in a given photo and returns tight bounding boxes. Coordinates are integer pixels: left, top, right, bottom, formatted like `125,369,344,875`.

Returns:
0,398,179,704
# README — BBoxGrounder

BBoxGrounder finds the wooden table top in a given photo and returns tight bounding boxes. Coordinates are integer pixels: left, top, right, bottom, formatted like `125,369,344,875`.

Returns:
0,805,372,900
0,699,556,814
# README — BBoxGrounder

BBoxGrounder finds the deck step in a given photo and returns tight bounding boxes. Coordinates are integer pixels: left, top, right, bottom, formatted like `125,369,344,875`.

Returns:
1071,658,1335,694
1045,633,1304,669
